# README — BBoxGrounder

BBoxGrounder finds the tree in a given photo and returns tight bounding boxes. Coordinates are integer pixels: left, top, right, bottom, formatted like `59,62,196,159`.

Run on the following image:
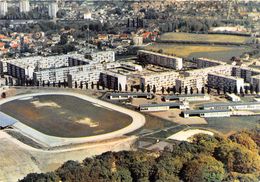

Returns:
173,86,176,94
80,81,83,89
97,82,100,90
240,87,244,95
166,87,171,94
119,84,122,92
201,87,205,94
141,83,145,93
250,84,254,94
161,87,165,94
179,87,182,94
182,155,225,182
207,87,211,94
185,86,188,94
214,142,260,174
130,85,134,92
255,84,259,94
1,92,6,98
147,84,151,93
190,87,194,94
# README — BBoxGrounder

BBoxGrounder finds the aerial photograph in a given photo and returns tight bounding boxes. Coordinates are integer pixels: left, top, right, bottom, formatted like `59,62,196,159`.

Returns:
0,0,259,181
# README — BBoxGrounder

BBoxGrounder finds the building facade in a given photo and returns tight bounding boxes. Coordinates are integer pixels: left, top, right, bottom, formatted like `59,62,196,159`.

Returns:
0,0,8,16
208,73,245,91
138,50,183,70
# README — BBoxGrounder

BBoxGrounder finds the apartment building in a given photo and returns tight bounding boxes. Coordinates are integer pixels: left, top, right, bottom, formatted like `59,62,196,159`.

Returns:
175,76,204,92
138,50,183,70
85,51,115,63
195,57,226,68
251,75,260,93
208,73,245,91
99,71,128,91
232,66,260,83
184,65,232,84
140,71,179,90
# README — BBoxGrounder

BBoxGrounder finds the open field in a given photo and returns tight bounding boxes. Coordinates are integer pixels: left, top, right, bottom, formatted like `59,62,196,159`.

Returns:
144,43,252,60
160,32,250,44
0,95,132,137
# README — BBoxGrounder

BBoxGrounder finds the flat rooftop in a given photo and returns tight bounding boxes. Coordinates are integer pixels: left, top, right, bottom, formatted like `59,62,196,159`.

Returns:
163,94,207,99
140,102,184,108
203,102,260,107
183,109,231,115
110,92,153,97
106,64,176,77
138,50,182,60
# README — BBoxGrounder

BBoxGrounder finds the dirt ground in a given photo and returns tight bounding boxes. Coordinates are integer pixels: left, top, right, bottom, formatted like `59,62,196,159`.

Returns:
131,96,207,125
0,130,137,182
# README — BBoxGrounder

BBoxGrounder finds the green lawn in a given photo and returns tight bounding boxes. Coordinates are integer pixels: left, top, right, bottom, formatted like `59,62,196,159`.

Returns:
160,32,250,44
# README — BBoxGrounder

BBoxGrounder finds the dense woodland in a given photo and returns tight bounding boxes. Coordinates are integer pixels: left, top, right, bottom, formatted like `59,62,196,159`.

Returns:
20,129,260,182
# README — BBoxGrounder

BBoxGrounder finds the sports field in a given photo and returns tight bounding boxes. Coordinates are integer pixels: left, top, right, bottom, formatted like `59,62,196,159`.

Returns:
160,32,250,44
0,95,132,137
144,43,252,60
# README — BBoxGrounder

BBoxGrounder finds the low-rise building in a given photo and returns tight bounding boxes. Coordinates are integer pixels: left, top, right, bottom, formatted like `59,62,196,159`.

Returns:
139,102,189,112
162,94,210,102
202,102,260,110
182,109,232,118
226,93,241,102
108,92,154,100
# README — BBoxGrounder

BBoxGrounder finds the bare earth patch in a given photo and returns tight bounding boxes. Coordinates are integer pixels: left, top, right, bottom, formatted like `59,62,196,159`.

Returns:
76,117,99,127
167,129,214,142
31,100,61,108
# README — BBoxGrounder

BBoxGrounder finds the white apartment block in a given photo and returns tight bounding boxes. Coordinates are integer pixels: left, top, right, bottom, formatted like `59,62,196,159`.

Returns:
175,76,204,91
48,2,58,18
0,51,115,85
138,50,183,70
86,51,115,63
184,65,232,84
195,57,226,68
19,0,30,13
208,73,245,91
34,63,103,84
0,0,8,16
140,71,179,90
100,71,128,91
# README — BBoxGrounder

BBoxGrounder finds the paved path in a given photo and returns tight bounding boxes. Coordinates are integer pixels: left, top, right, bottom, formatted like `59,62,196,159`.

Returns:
0,91,146,147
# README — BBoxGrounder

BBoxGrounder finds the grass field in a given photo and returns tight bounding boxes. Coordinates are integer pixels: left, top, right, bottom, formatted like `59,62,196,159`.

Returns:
144,43,248,58
0,95,132,137
160,32,250,44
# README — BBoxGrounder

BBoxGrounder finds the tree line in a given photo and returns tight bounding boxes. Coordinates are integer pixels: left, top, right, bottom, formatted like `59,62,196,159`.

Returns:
20,129,260,182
